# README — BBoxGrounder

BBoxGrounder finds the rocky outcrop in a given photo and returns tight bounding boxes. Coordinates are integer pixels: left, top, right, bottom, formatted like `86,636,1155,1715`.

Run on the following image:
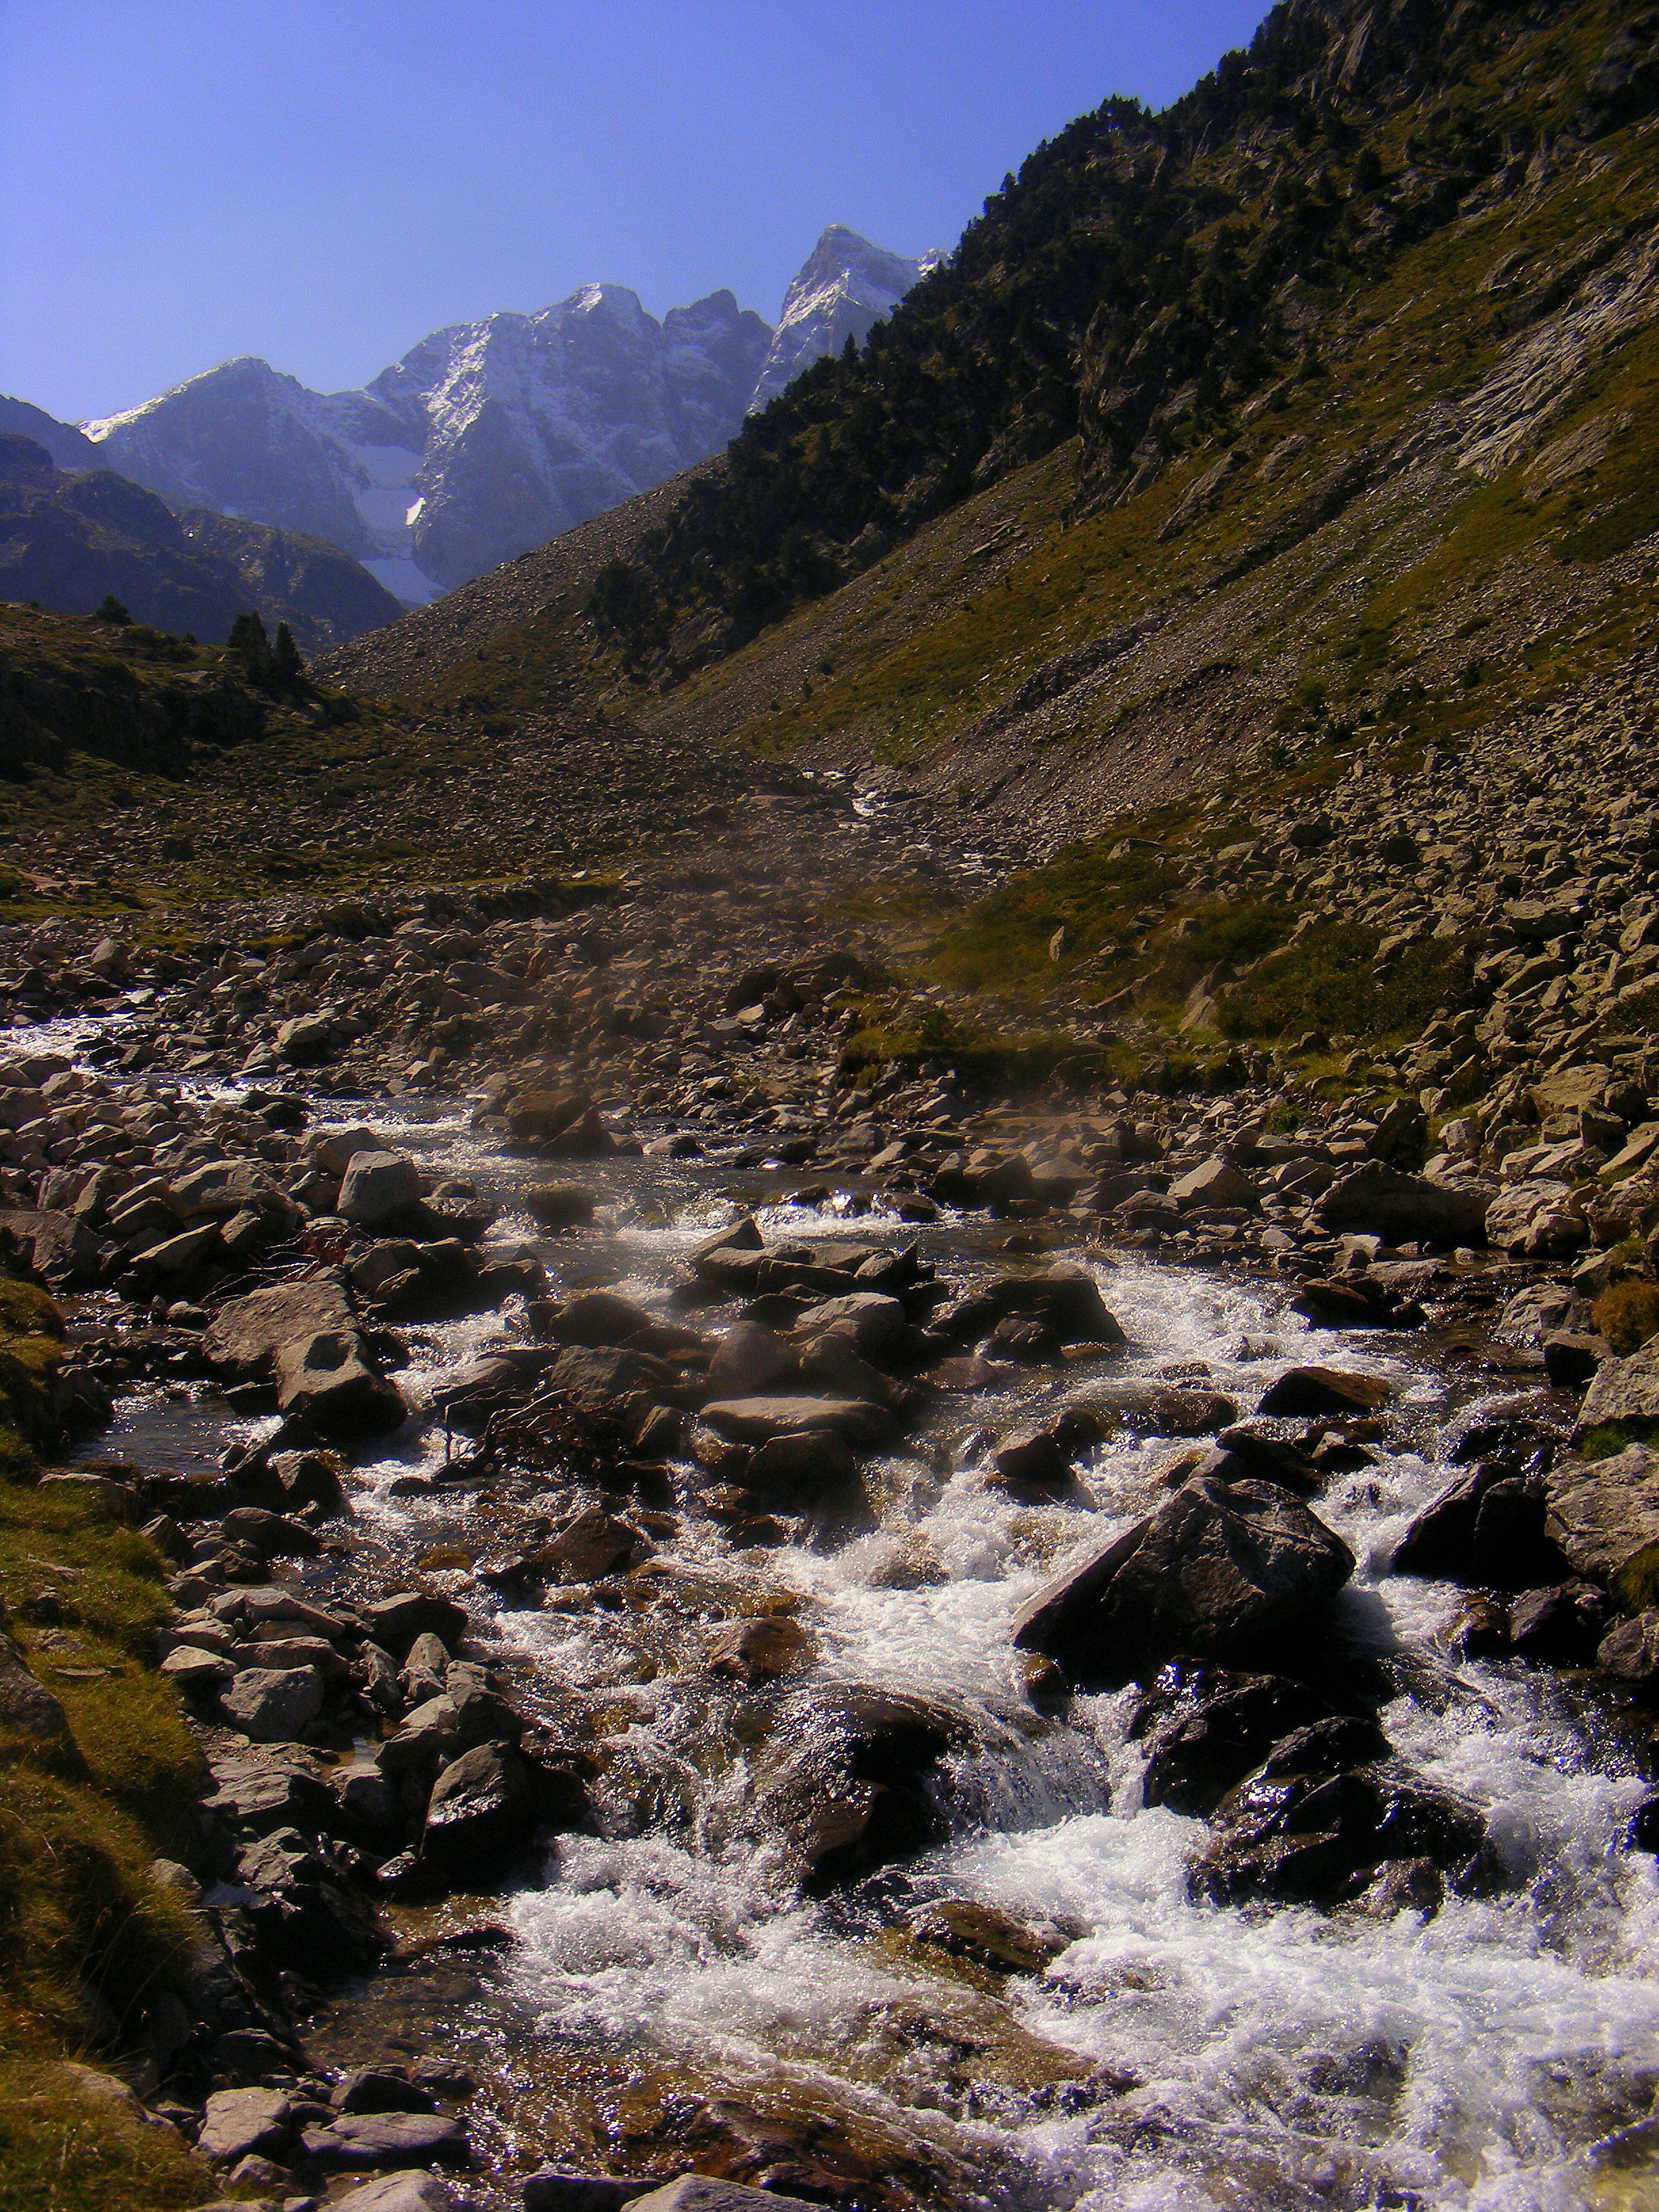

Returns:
749,228,939,412
1544,1446,1659,1601
1315,1164,1492,1246
1574,1343,1659,1441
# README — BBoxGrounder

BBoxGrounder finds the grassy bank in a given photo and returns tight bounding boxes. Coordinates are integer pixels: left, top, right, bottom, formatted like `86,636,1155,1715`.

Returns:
0,1275,216,2212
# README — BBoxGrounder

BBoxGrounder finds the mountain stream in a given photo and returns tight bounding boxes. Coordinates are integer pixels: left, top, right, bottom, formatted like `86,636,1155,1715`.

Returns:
62,1076,1659,2212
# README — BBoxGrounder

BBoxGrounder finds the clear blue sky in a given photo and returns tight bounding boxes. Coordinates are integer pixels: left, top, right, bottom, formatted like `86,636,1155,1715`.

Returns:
1,1,1271,426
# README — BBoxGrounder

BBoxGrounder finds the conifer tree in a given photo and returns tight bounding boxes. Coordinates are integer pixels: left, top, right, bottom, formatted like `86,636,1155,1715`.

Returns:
226,610,272,678
271,621,303,687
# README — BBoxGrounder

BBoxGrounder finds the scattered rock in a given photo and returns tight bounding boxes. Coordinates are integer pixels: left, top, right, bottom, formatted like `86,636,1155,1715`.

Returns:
218,1664,325,1742
197,2086,293,2165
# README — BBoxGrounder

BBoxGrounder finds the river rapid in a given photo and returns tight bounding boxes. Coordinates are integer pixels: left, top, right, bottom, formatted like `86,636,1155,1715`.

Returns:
62,1073,1659,2212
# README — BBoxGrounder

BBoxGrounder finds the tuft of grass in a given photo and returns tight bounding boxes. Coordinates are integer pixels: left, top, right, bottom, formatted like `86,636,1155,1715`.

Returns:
0,1277,65,1471
0,2053,211,2212
1577,1422,1659,1462
840,997,1138,1094
0,1272,209,2194
1592,1279,1659,1357
1613,1542,1659,1617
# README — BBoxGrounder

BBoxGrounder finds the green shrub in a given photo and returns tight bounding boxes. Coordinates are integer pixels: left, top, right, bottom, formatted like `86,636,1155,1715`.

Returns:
1593,1279,1659,1356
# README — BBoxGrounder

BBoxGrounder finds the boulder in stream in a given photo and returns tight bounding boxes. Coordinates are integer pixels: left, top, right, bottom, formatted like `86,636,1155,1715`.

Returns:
205,1273,405,1440
700,1395,895,1450
1189,1729,1492,1910
1012,1476,1354,1685
1389,1462,1566,1589
1131,1662,1356,1817
1254,1366,1390,1419
419,1742,535,1878
751,1683,971,1890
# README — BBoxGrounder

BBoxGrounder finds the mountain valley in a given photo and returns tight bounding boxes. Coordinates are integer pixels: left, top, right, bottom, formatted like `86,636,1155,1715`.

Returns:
75,230,935,607
7,3,1659,2208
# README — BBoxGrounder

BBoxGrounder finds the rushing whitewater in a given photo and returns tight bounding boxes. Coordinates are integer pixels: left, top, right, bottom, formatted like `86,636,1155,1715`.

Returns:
74,1082,1659,2209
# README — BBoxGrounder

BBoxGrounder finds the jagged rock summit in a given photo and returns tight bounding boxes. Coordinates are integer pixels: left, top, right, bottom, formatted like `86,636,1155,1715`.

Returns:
82,289,769,606
81,232,933,606
748,226,941,411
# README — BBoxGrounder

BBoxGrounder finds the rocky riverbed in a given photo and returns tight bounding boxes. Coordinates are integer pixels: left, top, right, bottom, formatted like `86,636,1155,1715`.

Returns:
8,852,1659,2212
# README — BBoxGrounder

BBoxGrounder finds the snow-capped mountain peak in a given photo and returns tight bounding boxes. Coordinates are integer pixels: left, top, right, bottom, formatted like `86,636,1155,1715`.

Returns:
79,230,937,605
749,226,942,411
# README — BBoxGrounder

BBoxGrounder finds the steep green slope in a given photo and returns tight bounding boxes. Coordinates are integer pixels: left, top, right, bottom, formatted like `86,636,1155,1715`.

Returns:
579,0,1656,682
321,0,1659,844
638,103,1659,798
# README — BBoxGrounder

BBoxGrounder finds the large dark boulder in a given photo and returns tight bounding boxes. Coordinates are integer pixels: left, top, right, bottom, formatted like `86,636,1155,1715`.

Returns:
419,1742,534,1877
234,1827,383,1973
1130,1662,1354,1818
1389,1462,1567,1589
935,1265,1125,1350
1254,1366,1389,1419
1314,1164,1492,1247
1011,1476,1354,1686
750,1684,971,1891
1189,1729,1492,1910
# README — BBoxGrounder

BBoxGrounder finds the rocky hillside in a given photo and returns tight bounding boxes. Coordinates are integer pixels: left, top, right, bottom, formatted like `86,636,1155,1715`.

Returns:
577,0,1659,684
0,433,403,653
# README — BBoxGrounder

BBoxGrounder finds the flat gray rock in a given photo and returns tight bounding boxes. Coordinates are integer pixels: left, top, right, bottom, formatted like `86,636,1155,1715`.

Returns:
197,2085,293,2163
335,2172,460,2212
1546,1446,1659,1592
1576,1341,1659,1439
339,1149,422,1225
625,2177,821,2212
699,1394,891,1446
300,2109,470,2168
218,1664,326,1743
